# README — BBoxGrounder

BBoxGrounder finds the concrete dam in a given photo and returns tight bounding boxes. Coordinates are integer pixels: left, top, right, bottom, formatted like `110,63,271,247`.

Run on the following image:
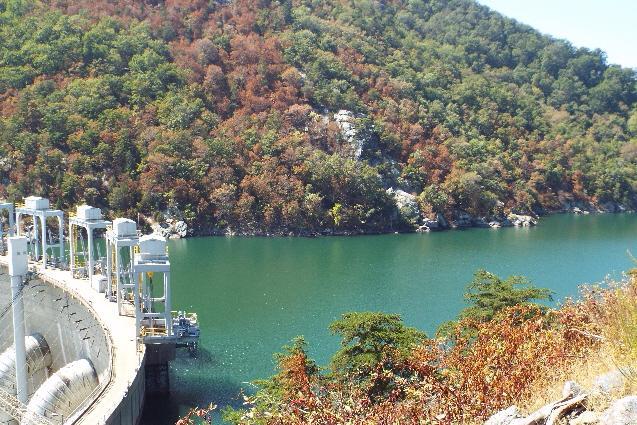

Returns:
0,196,201,424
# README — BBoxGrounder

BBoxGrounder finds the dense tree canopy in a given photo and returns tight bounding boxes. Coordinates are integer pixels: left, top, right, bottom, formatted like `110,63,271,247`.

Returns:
1,0,636,234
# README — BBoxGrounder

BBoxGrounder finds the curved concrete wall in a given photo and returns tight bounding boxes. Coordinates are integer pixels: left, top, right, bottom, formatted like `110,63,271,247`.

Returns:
0,272,110,387
0,266,146,424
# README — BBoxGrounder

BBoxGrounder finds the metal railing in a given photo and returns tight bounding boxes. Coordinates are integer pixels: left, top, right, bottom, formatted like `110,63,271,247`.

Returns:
140,326,168,337
171,311,198,323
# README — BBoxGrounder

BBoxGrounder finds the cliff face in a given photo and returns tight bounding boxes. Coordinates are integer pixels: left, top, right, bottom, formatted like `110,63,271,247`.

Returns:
1,0,636,235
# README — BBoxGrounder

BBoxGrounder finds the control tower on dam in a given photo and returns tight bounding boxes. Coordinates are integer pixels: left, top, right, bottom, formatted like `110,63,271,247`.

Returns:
0,197,201,425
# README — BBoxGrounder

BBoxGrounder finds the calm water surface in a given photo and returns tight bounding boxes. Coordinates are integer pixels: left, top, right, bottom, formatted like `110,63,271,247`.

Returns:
141,213,637,423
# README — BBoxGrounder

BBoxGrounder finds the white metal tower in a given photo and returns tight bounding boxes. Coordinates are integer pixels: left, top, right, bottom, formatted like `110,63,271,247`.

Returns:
15,197,64,268
68,204,111,285
105,218,139,315
133,234,172,341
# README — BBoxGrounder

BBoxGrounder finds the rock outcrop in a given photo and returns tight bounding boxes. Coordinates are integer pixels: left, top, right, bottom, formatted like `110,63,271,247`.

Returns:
416,218,440,232
507,213,537,227
598,202,626,213
451,211,473,228
387,188,420,226
152,219,188,239
593,368,631,394
485,368,637,425
333,110,364,160
599,396,637,425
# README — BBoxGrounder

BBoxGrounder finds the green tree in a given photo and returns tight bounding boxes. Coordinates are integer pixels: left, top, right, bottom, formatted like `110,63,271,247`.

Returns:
438,269,553,336
329,312,426,376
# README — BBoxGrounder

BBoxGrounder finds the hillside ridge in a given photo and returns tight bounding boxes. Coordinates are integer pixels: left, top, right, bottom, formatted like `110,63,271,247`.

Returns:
1,0,636,235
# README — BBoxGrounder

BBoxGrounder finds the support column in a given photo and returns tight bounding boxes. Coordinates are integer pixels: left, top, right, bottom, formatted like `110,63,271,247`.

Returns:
134,270,141,336
33,215,39,261
87,226,94,283
165,273,172,336
116,246,123,313
40,216,47,268
106,238,112,299
69,223,75,275
8,207,14,237
15,213,21,237
58,214,64,266
8,237,29,404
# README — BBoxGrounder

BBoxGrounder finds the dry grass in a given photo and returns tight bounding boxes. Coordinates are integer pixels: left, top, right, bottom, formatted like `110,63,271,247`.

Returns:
521,273,637,416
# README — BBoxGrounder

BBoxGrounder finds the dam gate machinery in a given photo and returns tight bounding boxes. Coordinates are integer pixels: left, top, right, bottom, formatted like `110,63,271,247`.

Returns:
15,196,64,269
1,196,202,410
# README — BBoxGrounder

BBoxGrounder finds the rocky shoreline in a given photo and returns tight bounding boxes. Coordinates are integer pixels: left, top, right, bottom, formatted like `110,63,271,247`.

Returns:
150,205,632,240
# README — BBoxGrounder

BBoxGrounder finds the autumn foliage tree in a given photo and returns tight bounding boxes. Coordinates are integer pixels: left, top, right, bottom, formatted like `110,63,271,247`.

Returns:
1,0,636,235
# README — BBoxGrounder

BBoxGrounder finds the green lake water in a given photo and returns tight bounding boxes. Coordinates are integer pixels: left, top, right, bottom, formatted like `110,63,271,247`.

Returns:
140,213,637,424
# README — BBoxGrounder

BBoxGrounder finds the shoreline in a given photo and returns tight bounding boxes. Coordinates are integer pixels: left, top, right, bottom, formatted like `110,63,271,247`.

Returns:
163,209,635,240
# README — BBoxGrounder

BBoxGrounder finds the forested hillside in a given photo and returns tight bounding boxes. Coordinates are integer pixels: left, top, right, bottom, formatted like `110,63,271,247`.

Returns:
1,0,636,235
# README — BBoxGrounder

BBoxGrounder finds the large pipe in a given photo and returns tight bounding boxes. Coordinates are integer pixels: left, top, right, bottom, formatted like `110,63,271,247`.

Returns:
0,334,53,391
24,359,98,425
0,334,52,425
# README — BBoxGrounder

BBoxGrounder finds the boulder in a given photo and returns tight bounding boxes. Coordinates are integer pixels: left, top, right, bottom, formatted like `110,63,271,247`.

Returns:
593,368,632,394
489,221,502,229
599,396,637,425
416,217,440,233
507,213,537,227
485,406,523,425
563,381,585,398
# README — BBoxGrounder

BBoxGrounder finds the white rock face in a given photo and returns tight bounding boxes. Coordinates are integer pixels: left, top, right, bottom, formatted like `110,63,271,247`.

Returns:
152,220,188,239
387,188,420,225
334,110,364,160
563,380,585,398
600,396,637,424
416,218,438,232
173,221,188,237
